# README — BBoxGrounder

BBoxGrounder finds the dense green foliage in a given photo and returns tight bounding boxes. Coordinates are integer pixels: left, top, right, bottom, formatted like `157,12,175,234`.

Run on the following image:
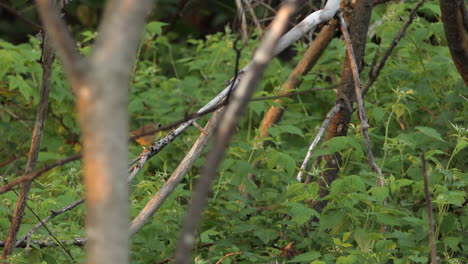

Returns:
0,0,466,263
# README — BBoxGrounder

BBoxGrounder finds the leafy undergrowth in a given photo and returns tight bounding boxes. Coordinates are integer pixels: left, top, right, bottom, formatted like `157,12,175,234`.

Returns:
1,1,466,263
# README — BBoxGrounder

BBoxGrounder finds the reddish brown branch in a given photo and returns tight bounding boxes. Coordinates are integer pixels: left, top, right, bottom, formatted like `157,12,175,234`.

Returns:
258,19,339,139
0,154,82,195
421,153,438,264
440,0,468,85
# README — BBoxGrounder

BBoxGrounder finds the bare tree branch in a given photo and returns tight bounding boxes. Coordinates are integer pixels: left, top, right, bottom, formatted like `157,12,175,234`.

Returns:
0,2,42,31
173,1,298,263
338,11,386,232
296,103,342,182
130,109,224,236
312,0,374,214
15,198,85,247
439,0,468,85
1,238,86,248
35,0,154,263
34,0,86,91
258,19,339,140
421,153,438,264
363,0,426,95
0,154,81,195
338,13,383,184
2,20,58,258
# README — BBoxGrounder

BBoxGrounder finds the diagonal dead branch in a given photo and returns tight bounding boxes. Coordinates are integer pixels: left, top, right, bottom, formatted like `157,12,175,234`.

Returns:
258,19,339,140
173,2,298,263
296,103,343,182
338,12,384,185
130,108,224,236
0,154,82,195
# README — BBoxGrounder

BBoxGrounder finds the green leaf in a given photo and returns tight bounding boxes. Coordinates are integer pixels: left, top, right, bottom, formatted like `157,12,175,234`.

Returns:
146,21,167,36
415,126,446,142
278,152,296,175
288,251,321,262
280,124,304,137
253,228,277,244
452,137,468,158
443,236,461,252
311,136,349,157
354,229,374,253
369,186,389,202
288,202,318,225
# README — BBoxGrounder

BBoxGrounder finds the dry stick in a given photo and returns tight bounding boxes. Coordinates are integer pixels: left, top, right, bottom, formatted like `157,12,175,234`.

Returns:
421,153,438,264
15,198,86,247
0,154,82,195
338,13,383,184
338,13,386,232
0,2,43,31
296,103,343,182
242,0,263,34
1,17,70,259
362,0,426,96
129,0,343,181
215,251,242,264
173,2,297,263
0,104,31,129
235,0,249,43
1,238,86,248
34,0,87,91
258,19,339,139
130,109,224,236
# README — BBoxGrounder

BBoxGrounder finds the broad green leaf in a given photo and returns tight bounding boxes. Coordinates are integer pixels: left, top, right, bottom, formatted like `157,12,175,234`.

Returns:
443,237,461,252
288,202,318,225
253,228,277,244
354,229,374,253
415,126,446,142
146,21,167,36
278,152,296,175
288,251,321,263
280,124,304,137
369,186,389,202
311,136,349,157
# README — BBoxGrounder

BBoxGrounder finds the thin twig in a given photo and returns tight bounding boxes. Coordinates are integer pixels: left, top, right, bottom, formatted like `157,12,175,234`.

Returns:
0,154,82,195
0,104,32,129
338,12,384,185
215,251,242,264
235,0,249,43
296,103,342,182
35,0,87,90
130,109,224,236
362,0,426,95
0,2,43,31
0,238,86,248
173,2,297,263
421,153,438,264
15,198,86,247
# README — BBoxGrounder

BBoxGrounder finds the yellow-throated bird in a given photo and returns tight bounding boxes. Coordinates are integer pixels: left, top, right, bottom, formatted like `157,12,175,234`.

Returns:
130,122,162,148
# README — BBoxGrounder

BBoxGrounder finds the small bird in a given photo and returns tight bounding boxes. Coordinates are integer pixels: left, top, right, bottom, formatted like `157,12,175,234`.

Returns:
130,122,162,147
